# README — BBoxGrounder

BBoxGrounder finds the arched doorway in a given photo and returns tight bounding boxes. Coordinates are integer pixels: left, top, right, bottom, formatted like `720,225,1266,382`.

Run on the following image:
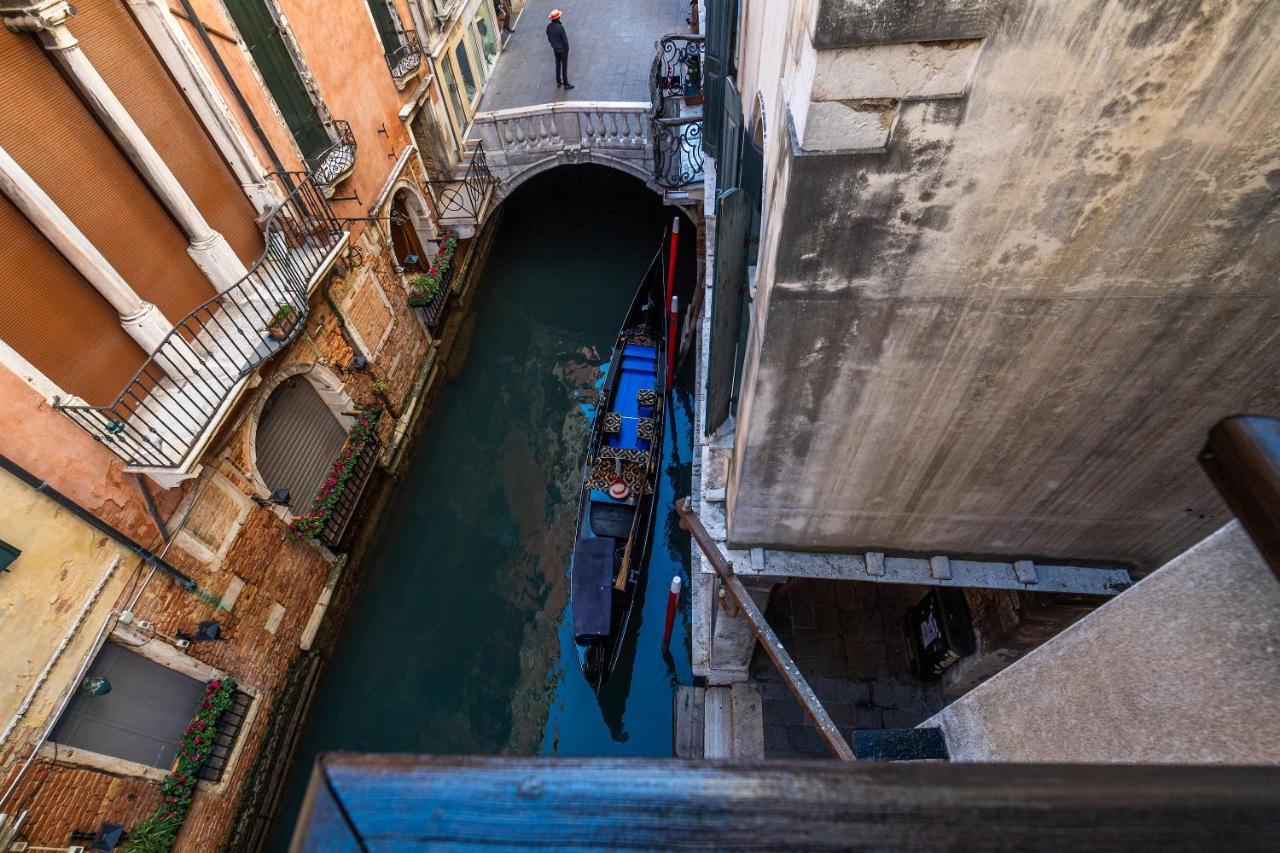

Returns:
389,187,435,273
255,376,348,512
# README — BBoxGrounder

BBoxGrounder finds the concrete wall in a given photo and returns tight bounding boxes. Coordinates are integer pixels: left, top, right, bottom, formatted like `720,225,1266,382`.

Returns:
727,0,1280,570
927,522,1280,763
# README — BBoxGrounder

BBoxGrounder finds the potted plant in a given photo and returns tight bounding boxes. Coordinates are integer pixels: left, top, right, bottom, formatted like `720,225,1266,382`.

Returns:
408,273,442,308
266,304,297,341
684,55,704,106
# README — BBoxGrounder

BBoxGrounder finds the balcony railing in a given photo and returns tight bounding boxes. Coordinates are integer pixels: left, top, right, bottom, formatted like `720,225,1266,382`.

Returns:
651,34,705,114
653,115,704,189
306,119,357,186
56,173,346,471
385,30,423,80
650,35,705,189
425,145,496,224
317,416,381,549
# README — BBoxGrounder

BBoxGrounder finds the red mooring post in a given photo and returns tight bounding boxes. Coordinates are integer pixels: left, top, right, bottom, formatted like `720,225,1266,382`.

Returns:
664,217,680,390
661,575,682,651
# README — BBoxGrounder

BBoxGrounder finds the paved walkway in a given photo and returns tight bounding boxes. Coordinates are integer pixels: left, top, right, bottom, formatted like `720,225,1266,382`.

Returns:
751,579,950,759
478,0,689,112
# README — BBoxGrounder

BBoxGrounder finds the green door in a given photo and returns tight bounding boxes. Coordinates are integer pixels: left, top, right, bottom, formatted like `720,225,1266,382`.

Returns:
367,0,402,55
224,0,331,161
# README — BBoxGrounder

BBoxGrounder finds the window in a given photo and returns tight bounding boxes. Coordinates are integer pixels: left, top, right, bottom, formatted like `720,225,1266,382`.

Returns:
366,0,403,55
471,4,499,76
0,539,18,572
51,644,205,770
224,0,331,161
441,55,468,132
454,40,478,102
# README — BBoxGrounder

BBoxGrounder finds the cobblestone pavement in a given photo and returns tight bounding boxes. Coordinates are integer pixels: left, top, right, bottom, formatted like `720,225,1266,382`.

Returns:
477,0,690,112
750,578,951,759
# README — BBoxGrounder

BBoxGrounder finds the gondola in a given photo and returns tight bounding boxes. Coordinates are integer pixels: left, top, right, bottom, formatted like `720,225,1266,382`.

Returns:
570,234,670,690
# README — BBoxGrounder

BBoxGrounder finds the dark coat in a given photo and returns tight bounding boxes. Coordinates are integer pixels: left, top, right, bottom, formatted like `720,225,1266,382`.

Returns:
546,19,569,53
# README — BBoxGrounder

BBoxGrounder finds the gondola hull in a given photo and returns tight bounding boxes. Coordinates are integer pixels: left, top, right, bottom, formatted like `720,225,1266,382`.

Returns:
569,243,669,689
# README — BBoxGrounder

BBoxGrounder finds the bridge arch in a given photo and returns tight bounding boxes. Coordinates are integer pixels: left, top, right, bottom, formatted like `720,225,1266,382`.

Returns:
471,102,658,204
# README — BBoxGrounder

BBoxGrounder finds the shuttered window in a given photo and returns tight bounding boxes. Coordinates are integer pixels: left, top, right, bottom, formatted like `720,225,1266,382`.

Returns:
702,0,739,157
0,540,19,573
367,0,403,55
223,0,331,161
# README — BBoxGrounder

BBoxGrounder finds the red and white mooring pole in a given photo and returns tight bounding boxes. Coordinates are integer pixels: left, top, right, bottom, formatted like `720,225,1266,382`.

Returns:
661,575,682,651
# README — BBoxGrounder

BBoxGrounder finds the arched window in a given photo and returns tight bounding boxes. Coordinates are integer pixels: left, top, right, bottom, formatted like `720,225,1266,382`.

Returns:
255,377,348,512
389,188,434,272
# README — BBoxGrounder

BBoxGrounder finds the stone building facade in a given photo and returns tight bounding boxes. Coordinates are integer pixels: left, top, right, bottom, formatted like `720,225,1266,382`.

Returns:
0,0,503,848
687,0,1280,759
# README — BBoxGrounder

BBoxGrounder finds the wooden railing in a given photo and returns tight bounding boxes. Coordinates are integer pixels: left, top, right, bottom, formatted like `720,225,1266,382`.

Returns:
676,497,855,760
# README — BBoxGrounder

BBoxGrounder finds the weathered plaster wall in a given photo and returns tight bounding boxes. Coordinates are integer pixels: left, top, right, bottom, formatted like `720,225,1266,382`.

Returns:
926,521,1280,763
0,468,138,760
0,367,169,544
729,0,1280,570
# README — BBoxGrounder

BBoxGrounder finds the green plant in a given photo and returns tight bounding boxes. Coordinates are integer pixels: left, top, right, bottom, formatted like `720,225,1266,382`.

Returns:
288,408,382,541
408,233,460,305
270,304,295,326
371,378,389,396
122,678,237,852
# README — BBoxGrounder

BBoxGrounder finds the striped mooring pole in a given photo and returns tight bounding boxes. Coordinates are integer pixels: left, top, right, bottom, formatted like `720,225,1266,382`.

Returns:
661,575,682,651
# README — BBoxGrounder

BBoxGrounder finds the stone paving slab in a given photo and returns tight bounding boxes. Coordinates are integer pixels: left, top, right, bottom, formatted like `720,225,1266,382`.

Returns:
477,0,691,112
751,578,951,760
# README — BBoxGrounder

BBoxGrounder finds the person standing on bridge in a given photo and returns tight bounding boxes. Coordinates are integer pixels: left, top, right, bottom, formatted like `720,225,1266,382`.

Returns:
546,10,574,90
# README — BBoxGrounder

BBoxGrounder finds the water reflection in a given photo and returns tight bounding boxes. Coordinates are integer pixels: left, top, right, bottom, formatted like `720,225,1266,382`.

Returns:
267,166,695,849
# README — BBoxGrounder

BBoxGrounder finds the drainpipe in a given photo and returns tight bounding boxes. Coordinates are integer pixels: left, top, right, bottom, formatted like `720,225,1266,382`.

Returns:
0,454,196,592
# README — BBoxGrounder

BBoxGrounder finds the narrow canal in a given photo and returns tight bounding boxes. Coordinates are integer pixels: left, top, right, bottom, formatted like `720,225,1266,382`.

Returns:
268,166,696,848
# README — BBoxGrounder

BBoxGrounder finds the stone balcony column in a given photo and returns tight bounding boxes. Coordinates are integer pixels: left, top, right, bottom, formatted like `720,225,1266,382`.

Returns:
0,143,173,354
1,0,248,292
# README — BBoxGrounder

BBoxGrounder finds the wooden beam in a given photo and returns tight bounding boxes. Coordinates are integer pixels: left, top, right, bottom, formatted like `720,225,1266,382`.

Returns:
296,755,1280,851
1200,415,1280,582
678,497,856,761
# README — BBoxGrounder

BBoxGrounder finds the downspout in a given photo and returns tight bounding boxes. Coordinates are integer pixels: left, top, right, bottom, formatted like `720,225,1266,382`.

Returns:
173,0,290,180
0,454,195,591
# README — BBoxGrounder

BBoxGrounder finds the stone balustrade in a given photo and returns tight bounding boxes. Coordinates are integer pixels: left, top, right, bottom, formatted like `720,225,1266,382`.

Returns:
470,101,654,195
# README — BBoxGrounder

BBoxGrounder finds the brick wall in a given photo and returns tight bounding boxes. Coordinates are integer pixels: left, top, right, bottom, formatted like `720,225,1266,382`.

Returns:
0,152,444,851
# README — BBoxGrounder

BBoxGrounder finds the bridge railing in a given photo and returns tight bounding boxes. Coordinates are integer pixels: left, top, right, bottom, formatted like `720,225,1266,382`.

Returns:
470,102,652,182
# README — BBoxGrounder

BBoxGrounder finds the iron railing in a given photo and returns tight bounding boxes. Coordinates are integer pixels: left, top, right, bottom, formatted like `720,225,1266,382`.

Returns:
652,115,705,189
425,145,495,221
318,418,381,548
411,263,455,329
650,35,705,189
385,30,423,80
56,173,345,469
651,34,705,115
306,119,357,186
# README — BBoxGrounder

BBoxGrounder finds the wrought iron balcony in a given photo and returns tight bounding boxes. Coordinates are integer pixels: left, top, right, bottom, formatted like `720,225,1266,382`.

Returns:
425,145,497,230
56,173,348,473
385,30,423,80
651,34,705,114
653,116,705,189
650,35,705,189
306,119,357,186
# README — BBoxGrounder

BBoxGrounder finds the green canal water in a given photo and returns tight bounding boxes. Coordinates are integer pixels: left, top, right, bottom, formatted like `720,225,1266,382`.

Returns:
268,166,696,848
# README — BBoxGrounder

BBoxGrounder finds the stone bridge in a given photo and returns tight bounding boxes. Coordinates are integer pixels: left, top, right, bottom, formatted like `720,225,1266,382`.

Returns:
469,101,655,201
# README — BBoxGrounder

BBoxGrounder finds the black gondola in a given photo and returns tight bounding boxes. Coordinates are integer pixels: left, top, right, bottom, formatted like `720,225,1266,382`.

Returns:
570,236,670,689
